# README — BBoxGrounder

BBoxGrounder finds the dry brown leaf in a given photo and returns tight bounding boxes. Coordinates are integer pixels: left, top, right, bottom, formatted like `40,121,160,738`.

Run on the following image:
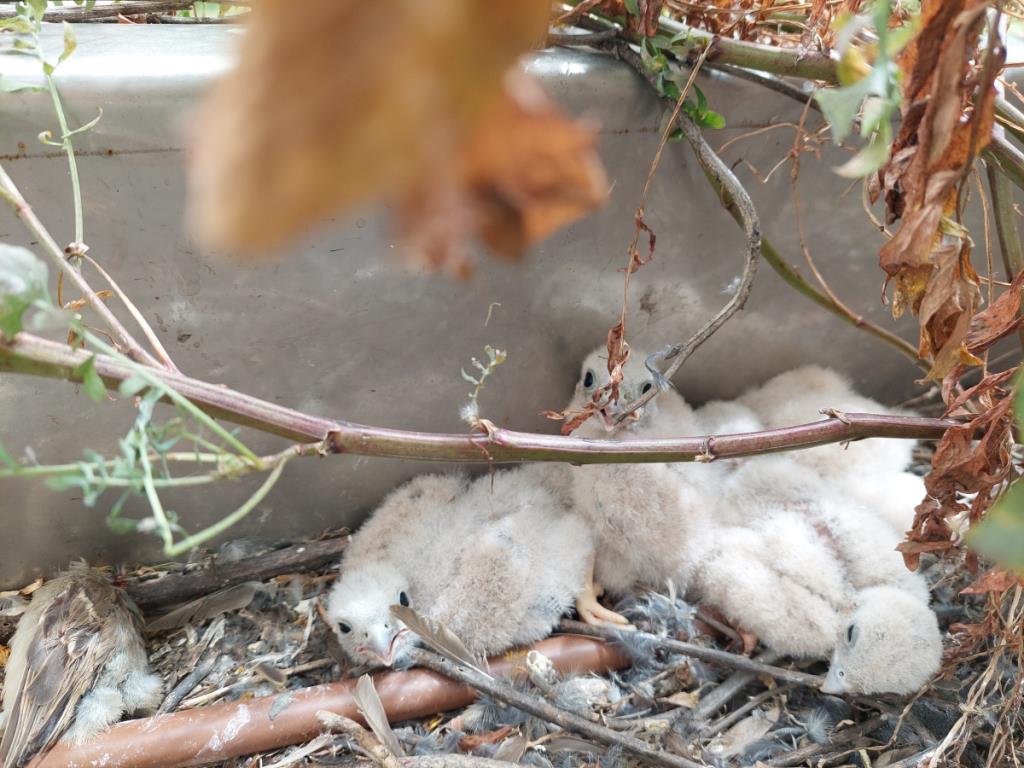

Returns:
967,268,1024,352
396,70,609,276
458,726,515,751
188,0,578,262
877,0,996,380
960,568,1021,596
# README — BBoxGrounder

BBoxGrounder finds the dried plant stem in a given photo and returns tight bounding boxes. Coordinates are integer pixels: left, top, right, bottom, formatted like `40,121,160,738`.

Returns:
82,255,180,373
0,164,162,368
601,38,925,371
612,42,712,370
126,535,349,610
568,6,837,82
597,39,759,421
409,647,705,768
1,331,960,464
0,1,195,21
987,159,1024,352
559,620,822,688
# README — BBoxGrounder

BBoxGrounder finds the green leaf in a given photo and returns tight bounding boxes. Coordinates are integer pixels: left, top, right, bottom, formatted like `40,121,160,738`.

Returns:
119,375,149,398
64,106,103,139
623,0,639,14
0,17,36,34
72,355,106,403
0,244,49,339
834,123,892,179
0,75,44,93
0,441,16,469
694,84,707,116
25,0,47,20
697,110,726,129
57,21,76,67
967,480,1024,574
667,127,684,142
815,76,874,143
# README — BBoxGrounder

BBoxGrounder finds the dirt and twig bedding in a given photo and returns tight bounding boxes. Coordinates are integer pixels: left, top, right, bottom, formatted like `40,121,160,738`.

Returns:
0,487,1008,768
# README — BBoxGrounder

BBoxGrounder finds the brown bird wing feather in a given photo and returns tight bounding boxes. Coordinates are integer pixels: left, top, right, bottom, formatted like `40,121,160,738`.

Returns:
0,566,135,768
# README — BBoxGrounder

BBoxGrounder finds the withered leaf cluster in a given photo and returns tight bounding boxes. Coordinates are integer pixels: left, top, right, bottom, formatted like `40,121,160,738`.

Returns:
187,0,608,277
872,0,999,381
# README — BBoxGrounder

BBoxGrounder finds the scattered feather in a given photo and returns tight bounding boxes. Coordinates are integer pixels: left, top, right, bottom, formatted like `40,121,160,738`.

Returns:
389,604,489,676
353,674,404,758
146,583,263,632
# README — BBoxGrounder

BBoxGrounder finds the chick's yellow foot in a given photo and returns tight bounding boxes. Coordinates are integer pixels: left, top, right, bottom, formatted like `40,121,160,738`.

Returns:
576,583,634,630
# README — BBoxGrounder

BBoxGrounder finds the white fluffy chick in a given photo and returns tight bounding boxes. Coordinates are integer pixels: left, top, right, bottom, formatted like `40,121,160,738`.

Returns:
327,466,592,669
704,456,937,638
692,488,941,692
0,563,163,768
823,587,943,696
563,346,716,626
736,365,922,531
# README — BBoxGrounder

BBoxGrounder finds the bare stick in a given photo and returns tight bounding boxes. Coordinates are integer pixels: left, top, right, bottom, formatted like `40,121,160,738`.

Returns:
593,38,759,421
82,255,180,372
686,650,784,727
559,621,822,688
765,714,890,767
2,332,961,465
0,164,160,368
409,647,705,768
569,7,837,82
126,534,349,610
701,681,798,738
0,1,195,21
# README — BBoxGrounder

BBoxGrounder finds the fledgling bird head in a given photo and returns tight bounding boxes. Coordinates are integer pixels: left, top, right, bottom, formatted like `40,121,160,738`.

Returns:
822,587,943,696
326,562,414,668
565,345,673,436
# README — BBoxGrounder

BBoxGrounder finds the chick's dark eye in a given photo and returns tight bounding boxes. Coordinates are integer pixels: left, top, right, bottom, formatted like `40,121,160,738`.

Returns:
583,370,595,388
845,624,856,643
641,381,653,394
399,591,410,607
337,621,352,634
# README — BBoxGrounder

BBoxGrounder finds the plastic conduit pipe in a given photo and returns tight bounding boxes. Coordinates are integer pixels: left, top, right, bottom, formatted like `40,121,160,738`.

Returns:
32,635,631,768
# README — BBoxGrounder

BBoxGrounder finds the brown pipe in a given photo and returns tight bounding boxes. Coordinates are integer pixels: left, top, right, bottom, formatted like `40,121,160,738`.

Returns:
33,635,630,768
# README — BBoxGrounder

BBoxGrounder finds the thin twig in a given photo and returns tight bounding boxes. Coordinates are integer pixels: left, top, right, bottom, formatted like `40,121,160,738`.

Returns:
602,40,760,422
571,7,838,82
0,164,161,367
609,42,713,402
409,647,706,768
82,255,180,372
0,1,195,21
601,38,926,371
987,160,1024,352
1,331,963,463
127,534,349,610
559,621,822,688
765,714,891,767
546,29,618,46
686,650,783,726
158,654,218,714
701,682,798,738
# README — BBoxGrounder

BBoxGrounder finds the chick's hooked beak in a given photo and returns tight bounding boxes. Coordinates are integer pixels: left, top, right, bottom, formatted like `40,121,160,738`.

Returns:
821,665,850,695
599,400,642,431
358,625,410,667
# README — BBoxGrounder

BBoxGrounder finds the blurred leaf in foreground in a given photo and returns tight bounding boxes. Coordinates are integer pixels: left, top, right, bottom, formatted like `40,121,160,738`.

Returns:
187,0,607,276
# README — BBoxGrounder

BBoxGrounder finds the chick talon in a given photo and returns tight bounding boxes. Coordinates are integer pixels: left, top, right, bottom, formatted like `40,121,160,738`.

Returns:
576,587,633,629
